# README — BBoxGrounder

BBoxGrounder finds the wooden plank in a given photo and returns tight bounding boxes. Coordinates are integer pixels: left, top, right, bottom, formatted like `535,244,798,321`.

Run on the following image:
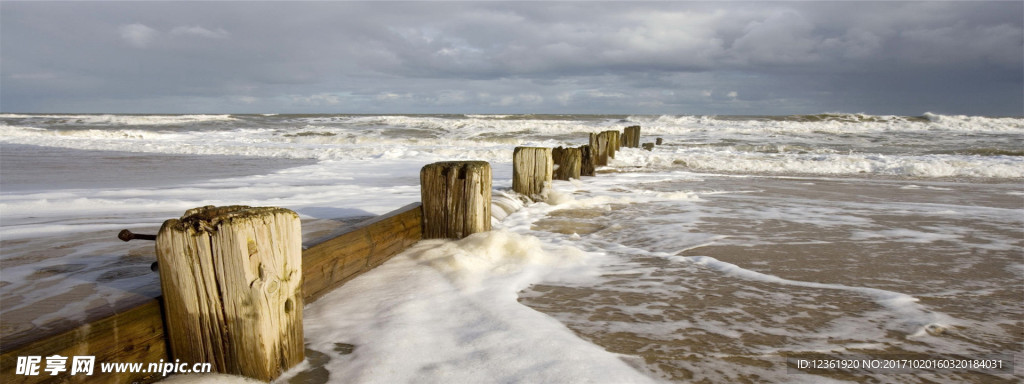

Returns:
366,207,422,268
0,299,167,384
302,228,373,301
302,203,423,302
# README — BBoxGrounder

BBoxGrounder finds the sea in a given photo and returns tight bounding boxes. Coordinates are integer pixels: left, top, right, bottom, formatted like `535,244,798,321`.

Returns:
1,113,1021,383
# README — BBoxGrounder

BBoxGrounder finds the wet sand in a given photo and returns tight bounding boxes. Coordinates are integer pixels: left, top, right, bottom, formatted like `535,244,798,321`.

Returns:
523,175,1023,383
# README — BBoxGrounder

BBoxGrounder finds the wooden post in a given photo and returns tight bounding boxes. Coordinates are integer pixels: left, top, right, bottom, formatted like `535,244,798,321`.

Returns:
513,147,553,200
420,161,492,239
552,146,581,180
156,205,304,382
623,126,641,148
656,137,664,145
605,130,620,158
590,133,609,166
579,144,596,177
643,143,655,151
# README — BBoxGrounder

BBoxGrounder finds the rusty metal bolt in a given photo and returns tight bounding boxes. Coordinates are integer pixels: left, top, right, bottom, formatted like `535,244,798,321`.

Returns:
118,229,156,242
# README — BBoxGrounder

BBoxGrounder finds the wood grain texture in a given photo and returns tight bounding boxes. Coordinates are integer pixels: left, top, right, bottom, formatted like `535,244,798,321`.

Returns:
421,162,492,239
590,132,612,166
0,300,167,384
302,203,423,302
622,125,641,148
578,144,596,177
605,130,620,157
512,147,553,200
156,206,303,381
552,146,581,181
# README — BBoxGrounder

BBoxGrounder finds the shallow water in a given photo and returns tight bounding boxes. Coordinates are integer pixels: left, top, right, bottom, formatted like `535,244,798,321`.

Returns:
519,174,1023,383
0,144,325,347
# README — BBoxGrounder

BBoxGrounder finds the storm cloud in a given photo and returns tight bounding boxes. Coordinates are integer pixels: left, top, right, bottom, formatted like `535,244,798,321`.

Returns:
2,1,1021,115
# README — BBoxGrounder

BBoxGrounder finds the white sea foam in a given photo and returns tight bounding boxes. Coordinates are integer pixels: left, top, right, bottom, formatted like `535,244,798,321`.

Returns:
623,147,1024,178
627,113,1024,134
3,113,1022,180
300,230,655,384
679,255,954,337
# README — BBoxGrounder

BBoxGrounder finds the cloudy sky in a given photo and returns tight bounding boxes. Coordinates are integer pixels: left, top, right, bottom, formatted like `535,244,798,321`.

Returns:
2,1,1021,115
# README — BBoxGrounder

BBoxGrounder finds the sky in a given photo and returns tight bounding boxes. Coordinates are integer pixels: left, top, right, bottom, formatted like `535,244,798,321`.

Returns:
1,1,1022,116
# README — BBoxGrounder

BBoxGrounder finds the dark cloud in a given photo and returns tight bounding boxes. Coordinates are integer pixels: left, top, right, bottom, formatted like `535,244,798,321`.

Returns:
2,1,1021,115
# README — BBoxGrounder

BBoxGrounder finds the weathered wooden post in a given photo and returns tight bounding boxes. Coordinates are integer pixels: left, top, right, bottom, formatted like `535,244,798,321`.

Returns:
513,147,553,200
605,131,615,160
552,146,582,180
605,130,621,157
578,145,596,176
623,125,641,148
589,133,598,165
643,143,655,151
656,137,664,145
590,133,609,166
421,161,492,239
156,205,304,382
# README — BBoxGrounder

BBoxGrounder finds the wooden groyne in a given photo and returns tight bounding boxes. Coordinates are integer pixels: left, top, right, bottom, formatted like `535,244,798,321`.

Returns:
1,125,653,383
0,203,424,384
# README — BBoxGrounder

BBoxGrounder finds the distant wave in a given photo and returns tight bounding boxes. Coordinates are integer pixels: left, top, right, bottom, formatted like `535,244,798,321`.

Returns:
649,150,1024,179
0,114,237,125
624,113,1024,134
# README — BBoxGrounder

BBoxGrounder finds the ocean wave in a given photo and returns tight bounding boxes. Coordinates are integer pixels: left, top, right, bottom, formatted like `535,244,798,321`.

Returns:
628,149,1024,179
4,113,1022,180
923,112,1024,131
928,148,1024,157
0,113,237,126
786,113,927,123
624,113,1024,135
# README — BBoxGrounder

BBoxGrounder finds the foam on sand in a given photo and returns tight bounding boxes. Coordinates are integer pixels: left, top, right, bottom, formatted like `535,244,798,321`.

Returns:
679,255,954,338
299,230,656,383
